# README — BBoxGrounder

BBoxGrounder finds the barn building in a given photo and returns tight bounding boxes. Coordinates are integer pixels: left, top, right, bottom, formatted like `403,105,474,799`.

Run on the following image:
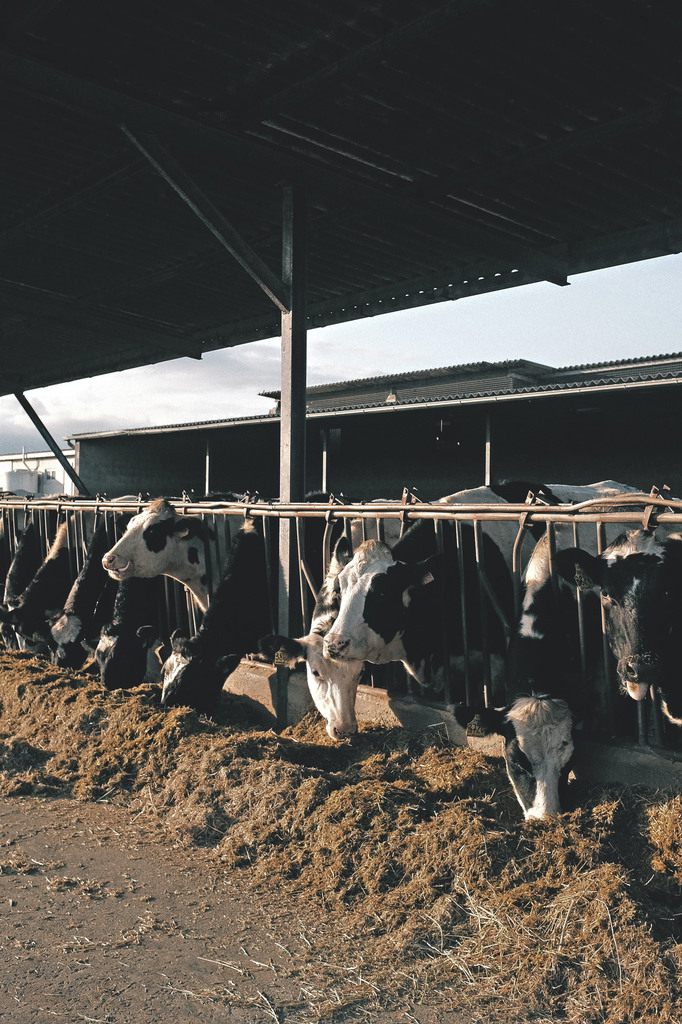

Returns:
70,353,682,500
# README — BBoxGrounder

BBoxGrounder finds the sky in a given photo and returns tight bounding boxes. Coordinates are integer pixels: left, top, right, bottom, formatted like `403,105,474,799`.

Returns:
1,252,681,456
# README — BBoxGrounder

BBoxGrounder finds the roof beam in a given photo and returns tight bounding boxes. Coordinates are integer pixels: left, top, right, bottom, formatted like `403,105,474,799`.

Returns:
0,279,205,358
120,126,290,313
0,49,567,284
0,156,144,249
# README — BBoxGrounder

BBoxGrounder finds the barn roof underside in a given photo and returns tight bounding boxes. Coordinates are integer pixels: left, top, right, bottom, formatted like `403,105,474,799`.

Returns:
2,0,681,397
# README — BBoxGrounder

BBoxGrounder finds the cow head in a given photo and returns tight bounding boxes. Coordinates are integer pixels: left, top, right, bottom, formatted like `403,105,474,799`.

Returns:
457,694,574,820
322,539,441,665
101,499,212,609
160,628,238,712
96,623,160,690
258,632,362,741
556,531,682,724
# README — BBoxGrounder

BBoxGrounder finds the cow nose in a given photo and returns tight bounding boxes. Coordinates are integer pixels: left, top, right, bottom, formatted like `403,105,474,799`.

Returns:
102,553,115,569
324,634,350,658
328,722,357,741
621,654,657,683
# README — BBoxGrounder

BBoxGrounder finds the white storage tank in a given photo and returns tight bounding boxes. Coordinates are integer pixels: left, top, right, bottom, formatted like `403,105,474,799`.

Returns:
2,469,40,495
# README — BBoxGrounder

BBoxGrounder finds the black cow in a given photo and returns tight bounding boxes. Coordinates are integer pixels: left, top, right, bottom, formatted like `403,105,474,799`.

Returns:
50,521,119,669
160,519,271,713
554,529,682,727
0,519,74,655
92,577,164,690
1,521,42,649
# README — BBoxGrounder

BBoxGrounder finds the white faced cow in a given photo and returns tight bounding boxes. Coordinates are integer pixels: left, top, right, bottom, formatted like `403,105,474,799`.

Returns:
455,694,574,820
102,498,219,612
554,529,682,727
259,537,364,741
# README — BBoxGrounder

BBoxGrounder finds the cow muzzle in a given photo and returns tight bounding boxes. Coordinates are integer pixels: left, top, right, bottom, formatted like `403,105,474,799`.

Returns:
618,654,658,700
102,553,132,578
323,634,351,659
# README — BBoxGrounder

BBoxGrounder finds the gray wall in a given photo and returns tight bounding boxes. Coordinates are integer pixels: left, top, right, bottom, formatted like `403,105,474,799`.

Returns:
75,386,682,502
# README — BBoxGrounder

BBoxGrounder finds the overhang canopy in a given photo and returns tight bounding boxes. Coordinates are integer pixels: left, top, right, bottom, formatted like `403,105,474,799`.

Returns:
2,0,681,396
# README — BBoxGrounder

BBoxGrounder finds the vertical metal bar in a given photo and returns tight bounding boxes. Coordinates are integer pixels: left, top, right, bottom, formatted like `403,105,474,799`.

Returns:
484,412,491,488
435,519,452,705
321,428,328,494
456,520,471,705
574,520,588,685
473,519,492,707
277,184,307,728
596,520,617,730
204,435,211,496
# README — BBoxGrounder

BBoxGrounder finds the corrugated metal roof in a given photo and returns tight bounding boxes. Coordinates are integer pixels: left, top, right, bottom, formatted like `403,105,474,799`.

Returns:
2,2,682,396
69,352,682,439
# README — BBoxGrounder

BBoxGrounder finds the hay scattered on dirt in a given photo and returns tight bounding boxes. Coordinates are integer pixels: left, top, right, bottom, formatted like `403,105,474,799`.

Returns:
1,649,682,1022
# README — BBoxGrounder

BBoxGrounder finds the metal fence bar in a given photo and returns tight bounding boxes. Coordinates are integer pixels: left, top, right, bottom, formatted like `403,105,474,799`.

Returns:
3,495,682,750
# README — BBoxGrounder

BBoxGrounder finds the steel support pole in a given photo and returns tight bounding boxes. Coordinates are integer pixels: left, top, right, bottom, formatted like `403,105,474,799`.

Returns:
13,392,90,495
277,185,307,726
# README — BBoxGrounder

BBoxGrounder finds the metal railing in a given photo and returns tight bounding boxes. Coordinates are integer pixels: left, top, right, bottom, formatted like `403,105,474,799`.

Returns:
2,490,682,752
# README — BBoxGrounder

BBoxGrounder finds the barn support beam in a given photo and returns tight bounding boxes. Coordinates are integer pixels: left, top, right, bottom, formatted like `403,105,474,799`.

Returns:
278,184,307,640
120,126,290,313
484,412,492,487
13,392,90,496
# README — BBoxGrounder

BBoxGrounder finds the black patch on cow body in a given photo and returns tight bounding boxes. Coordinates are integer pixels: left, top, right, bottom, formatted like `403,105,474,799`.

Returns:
187,546,200,565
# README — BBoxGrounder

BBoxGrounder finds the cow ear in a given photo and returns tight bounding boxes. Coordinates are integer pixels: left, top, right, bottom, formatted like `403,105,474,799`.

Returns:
454,704,509,737
331,536,354,571
136,625,155,647
258,633,305,667
216,653,241,677
415,553,445,586
555,547,604,589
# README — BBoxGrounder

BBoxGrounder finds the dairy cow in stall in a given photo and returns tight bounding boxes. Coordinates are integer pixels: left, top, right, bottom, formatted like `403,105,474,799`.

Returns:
91,576,166,689
101,498,221,613
552,529,682,728
160,518,271,713
0,518,76,656
50,520,119,669
1,521,42,649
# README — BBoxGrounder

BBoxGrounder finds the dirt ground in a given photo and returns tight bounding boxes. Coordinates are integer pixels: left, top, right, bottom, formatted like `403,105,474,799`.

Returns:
0,794,470,1024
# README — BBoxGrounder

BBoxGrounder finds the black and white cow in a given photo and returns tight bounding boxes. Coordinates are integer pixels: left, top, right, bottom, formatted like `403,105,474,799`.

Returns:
92,576,165,690
160,519,271,712
455,694,574,820
259,537,364,740
50,520,118,669
322,505,515,702
102,498,220,613
1,521,42,649
554,529,682,727
0,519,75,655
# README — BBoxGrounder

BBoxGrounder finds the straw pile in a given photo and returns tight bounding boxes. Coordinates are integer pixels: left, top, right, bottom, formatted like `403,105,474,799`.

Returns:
1,648,681,1022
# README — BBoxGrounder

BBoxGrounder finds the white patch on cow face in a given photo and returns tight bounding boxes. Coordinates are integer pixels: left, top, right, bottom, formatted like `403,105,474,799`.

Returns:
161,650,190,703
323,541,406,664
51,612,82,645
101,501,210,611
96,633,116,659
296,632,361,740
506,696,573,820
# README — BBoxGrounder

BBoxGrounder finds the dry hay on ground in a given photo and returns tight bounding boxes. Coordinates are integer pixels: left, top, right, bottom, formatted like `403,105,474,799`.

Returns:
1,649,681,1023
